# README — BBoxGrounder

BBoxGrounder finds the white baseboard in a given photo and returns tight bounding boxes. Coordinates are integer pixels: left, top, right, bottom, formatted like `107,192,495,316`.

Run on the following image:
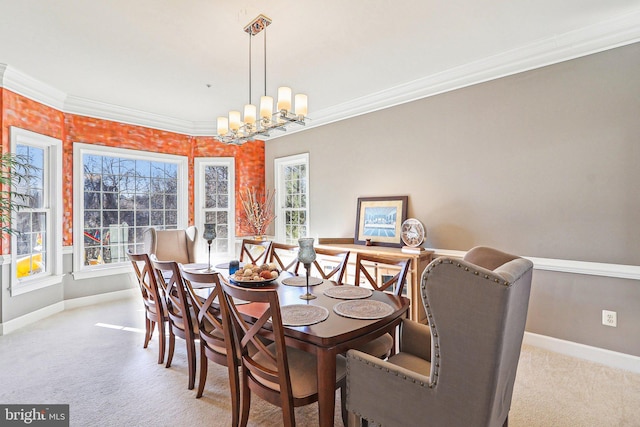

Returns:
523,332,640,374
0,301,65,335
64,288,137,310
0,288,137,335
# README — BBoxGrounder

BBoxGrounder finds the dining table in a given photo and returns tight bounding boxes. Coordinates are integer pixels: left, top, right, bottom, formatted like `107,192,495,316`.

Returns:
190,268,410,427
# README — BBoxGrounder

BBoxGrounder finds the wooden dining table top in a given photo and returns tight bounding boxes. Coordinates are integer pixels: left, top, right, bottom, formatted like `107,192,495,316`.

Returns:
192,270,410,348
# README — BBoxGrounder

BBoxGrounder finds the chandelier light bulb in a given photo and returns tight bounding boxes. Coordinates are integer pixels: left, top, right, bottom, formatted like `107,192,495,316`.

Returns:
277,87,292,113
229,110,241,131
295,94,308,117
244,104,256,125
217,117,229,136
260,96,273,122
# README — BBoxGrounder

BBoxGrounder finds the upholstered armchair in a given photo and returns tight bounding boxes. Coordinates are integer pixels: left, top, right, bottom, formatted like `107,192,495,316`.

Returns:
346,246,533,427
143,226,198,264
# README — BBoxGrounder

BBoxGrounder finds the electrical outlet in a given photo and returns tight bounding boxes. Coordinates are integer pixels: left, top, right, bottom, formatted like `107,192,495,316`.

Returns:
602,310,617,327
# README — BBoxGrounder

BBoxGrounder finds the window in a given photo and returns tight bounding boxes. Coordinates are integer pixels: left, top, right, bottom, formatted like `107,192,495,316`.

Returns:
10,127,63,295
274,153,309,244
194,158,235,259
73,144,188,278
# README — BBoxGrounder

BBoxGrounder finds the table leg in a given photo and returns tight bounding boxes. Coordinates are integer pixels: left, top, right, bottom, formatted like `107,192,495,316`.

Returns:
317,347,337,427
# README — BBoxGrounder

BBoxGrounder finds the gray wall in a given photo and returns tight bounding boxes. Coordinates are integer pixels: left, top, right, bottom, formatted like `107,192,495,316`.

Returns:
1,252,135,325
265,43,640,356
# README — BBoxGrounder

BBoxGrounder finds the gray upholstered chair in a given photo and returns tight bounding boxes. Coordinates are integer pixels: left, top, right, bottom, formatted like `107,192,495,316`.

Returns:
346,246,534,427
143,226,198,264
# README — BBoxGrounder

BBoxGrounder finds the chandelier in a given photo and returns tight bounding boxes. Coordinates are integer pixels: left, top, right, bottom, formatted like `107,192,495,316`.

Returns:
216,14,307,144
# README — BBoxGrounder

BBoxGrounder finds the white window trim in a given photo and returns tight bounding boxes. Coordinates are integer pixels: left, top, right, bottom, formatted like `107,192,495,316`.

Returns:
72,143,189,279
194,157,236,261
274,153,310,243
10,127,64,296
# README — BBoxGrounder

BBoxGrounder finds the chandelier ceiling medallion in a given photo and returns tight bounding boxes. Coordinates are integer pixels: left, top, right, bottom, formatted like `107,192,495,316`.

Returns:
216,14,308,144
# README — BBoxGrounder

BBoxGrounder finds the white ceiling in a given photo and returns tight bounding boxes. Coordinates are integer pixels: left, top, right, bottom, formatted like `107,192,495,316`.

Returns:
1,1,640,135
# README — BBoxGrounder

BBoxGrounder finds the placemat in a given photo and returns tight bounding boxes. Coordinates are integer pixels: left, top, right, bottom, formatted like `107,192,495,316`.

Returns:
323,286,373,300
281,276,323,287
333,300,394,320
280,304,329,326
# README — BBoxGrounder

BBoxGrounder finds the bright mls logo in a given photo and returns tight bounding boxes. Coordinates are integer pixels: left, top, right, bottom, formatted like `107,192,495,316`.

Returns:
1,405,68,426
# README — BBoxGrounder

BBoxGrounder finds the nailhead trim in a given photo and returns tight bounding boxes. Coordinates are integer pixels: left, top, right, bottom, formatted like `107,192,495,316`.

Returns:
420,256,516,391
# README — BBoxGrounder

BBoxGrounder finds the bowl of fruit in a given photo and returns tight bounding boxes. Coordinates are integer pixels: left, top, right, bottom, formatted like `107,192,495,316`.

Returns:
229,263,280,286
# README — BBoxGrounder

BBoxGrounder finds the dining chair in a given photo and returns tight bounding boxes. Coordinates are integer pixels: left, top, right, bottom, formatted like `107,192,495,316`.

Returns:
127,251,167,364
239,239,272,266
181,269,241,427
269,242,299,272
351,253,412,359
150,258,198,390
346,246,534,427
143,226,198,264
218,280,348,427
302,247,350,285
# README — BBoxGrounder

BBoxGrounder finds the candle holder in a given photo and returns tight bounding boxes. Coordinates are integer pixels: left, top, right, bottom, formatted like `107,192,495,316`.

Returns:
297,237,316,300
203,223,217,272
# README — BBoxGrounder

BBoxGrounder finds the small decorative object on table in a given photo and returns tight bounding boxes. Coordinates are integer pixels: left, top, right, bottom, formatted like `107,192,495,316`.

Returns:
203,223,217,271
400,218,426,254
297,237,317,300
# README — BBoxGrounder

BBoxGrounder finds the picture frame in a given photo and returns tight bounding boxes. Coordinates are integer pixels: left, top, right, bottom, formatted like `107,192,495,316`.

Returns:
354,196,408,247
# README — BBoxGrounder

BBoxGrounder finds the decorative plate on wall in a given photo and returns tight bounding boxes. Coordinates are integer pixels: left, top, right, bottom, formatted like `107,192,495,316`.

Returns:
400,218,426,247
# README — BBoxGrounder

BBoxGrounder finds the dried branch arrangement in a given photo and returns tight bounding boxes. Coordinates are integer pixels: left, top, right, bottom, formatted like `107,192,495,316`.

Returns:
239,187,276,236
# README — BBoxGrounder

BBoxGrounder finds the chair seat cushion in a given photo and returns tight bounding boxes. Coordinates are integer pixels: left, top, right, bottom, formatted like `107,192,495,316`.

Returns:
353,333,394,359
252,343,347,400
388,352,432,376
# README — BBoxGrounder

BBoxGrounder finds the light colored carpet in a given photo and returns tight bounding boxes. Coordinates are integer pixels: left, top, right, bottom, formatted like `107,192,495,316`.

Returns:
1,296,639,426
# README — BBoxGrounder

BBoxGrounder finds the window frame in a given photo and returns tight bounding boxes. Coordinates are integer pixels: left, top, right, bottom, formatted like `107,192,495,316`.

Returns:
9,127,64,296
274,153,310,244
194,157,236,260
72,143,188,279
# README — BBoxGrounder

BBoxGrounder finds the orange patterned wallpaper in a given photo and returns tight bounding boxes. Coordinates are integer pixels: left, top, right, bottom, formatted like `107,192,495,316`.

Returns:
0,88,265,253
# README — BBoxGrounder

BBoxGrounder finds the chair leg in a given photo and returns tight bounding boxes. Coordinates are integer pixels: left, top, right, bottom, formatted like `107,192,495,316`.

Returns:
143,317,152,348
166,328,175,368
240,369,251,427
228,364,241,427
157,320,166,364
196,344,207,398
186,336,196,390
341,385,348,427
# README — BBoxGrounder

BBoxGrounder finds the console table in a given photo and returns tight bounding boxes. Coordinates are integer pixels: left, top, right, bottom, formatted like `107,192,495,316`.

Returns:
317,239,434,323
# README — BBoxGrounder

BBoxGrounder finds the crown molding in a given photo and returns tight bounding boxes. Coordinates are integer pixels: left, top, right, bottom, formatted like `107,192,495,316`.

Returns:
2,9,639,137
63,95,198,135
304,9,640,133
0,64,67,110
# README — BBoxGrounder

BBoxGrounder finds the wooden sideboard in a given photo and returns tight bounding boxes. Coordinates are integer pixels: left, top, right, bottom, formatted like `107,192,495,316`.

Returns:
317,240,434,324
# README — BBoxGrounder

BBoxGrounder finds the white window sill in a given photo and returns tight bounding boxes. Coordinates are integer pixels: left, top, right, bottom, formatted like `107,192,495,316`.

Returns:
71,264,133,281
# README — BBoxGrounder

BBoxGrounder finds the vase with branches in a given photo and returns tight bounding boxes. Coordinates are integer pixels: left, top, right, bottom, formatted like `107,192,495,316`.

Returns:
239,187,276,238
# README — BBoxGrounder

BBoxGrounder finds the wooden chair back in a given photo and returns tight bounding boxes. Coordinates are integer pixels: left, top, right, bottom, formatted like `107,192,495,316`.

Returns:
150,258,198,389
127,250,166,364
218,280,305,425
239,239,273,266
181,269,240,422
354,253,412,296
269,242,299,272
305,247,350,284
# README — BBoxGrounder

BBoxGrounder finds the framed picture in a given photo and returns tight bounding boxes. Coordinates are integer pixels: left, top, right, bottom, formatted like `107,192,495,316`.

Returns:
354,196,408,247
